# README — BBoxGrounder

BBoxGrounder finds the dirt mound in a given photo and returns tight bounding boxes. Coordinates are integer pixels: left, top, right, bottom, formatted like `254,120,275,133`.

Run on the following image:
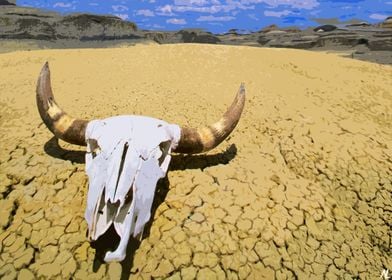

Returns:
0,44,391,279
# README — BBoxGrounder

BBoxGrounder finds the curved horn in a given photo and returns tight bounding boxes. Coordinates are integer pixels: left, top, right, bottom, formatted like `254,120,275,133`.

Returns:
36,62,88,146
174,84,245,154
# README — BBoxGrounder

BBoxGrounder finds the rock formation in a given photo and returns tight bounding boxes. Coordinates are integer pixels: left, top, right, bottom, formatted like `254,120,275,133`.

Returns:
0,0,15,6
0,6,139,41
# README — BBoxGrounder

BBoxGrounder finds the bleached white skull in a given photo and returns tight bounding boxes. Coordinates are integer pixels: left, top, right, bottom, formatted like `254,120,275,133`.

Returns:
36,62,245,262
84,116,180,261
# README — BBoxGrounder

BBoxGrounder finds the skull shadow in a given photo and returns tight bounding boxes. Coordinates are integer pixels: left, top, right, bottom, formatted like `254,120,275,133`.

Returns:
43,136,237,279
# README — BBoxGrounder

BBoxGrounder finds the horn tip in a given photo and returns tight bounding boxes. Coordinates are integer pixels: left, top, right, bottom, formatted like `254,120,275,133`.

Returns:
239,83,246,94
42,62,49,73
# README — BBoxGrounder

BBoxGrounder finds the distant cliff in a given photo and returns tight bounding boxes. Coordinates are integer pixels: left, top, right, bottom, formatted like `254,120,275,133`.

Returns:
0,6,139,41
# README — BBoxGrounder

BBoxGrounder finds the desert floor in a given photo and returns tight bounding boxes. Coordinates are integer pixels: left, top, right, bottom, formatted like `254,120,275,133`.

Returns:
0,44,391,279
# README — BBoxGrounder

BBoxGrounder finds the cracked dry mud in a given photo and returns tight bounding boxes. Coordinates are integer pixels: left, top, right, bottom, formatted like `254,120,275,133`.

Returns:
0,44,391,279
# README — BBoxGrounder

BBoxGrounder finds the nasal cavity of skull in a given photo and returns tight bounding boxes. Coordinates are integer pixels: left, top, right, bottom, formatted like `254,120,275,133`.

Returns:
158,140,171,166
113,142,129,198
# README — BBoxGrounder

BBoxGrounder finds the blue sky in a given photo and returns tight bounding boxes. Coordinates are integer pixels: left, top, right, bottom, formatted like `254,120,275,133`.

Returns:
17,0,392,33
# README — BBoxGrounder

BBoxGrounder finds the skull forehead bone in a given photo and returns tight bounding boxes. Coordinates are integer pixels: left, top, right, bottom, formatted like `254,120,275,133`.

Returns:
36,62,245,262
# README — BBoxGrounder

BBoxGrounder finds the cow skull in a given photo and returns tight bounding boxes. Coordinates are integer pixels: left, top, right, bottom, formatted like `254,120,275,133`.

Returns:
36,62,245,262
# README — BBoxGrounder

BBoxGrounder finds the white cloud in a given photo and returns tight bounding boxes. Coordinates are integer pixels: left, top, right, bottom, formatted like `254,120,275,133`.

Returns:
53,2,72,8
174,0,209,5
197,15,235,21
241,0,318,10
157,4,175,15
369,13,388,20
137,9,155,17
157,0,316,20
89,2,99,6
157,2,253,15
264,9,291,17
114,13,129,20
175,5,223,13
112,5,128,12
167,18,187,24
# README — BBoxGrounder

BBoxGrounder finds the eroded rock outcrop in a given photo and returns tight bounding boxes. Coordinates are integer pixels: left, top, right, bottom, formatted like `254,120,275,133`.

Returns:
0,6,140,41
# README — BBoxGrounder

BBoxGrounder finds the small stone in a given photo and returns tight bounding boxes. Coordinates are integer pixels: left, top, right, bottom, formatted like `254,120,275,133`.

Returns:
173,254,192,268
242,237,257,250
54,250,72,265
17,269,35,280
263,255,282,270
53,213,73,227
167,272,182,280
334,257,346,269
65,218,80,233
37,263,61,278
38,245,58,264
160,220,176,232
173,231,187,243
75,242,90,262
290,209,304,227
3,232,16,247
41,226,65,246
7,236,25,254
62,257,77,278
32,219,50,231
305,216,322,237
24,209,44,224
238,264,251,279
14,247,34,269
74,269,89,280
185,196,203,207
184,221,202,235
23,184,37,197
143,258,159,273
19,223,32,239
249,262,275,279
174,242,192,256
261,228,274,242
0,264,17,280
236,219,252,232
197,267,216,279
108,262,122,280
29,230,44,247
191,213,205,223
193,252,219,268
181,266,198,280
214,208,227,219
312,262,327,275
307,237,320,250
152,259,175,277
165,237,175,249
0,199,15,229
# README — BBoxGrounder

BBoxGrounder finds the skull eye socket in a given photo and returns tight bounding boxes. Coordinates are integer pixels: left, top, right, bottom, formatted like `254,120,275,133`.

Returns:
158,140,171,166
88,139,101,159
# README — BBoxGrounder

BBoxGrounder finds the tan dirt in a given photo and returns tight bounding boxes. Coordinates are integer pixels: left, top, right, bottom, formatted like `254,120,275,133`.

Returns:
0,44,391,279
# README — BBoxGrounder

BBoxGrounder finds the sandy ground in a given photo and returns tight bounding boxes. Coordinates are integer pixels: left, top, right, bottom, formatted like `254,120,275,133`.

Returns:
0,44,391,279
